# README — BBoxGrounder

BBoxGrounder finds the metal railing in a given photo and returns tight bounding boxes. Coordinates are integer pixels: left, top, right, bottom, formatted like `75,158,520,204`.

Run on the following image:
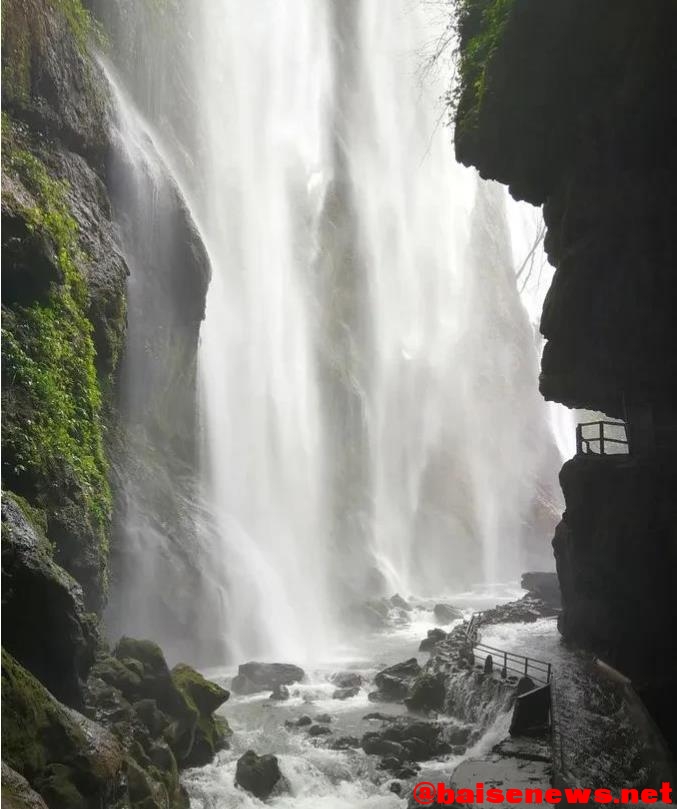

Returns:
576,420,628,456
464,614,552,685
473,641,553,684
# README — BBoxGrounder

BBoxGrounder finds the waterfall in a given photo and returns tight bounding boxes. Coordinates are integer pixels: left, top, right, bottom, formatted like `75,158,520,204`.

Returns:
99,0,563,665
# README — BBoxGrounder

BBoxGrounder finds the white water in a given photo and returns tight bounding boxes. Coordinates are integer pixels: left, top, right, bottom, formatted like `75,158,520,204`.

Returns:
100,0,565,665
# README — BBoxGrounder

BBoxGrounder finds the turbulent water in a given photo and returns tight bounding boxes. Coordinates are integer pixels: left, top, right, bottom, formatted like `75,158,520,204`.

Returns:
100,0,565,665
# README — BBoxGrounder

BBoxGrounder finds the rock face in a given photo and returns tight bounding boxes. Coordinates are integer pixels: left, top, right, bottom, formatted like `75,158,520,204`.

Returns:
2,0,127,613
520,572,560,608
235,750,283,800
453,0,677,749
231,662,305,695
1,496,97,708
554,456,677,682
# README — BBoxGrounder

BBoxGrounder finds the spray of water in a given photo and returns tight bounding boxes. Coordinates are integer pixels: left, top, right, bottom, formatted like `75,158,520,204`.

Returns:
100,0,564,664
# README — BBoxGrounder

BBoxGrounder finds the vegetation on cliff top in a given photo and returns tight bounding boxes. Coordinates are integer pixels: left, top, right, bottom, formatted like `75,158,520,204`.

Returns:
453,0,515,134
1,116,112,581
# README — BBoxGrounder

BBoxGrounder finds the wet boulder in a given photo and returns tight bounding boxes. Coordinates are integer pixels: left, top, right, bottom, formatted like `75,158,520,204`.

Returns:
330,671,363,689
308,724,332,737
390,594,412,611
433,603,463,624
361,733,405,759
270,684,290,701
235,750,283,800
419,628,447,652
315,713,332,723
231,662,305,695
2,650,124,809
330,736,360,750
405,672,446,713
369,658,421,702
380,719,452,760
333,686,360,700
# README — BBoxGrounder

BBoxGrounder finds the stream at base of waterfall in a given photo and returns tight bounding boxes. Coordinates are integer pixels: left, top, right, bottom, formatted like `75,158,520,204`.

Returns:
182,584,559,808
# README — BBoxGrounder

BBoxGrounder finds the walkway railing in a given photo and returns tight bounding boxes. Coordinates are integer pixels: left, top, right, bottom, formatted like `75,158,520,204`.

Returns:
576,420,628,456
464,614,552,685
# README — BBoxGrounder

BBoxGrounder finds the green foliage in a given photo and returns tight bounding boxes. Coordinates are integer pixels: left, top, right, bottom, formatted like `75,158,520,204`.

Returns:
1,123,111,547
455,0,515,131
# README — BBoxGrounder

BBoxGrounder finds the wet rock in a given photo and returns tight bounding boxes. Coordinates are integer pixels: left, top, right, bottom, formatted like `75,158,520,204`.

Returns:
390,780,403,795
132,699,169,737
405,672,446,713
1,496,97,709
433,604,463,624
333,686,360,700
395,763,420,779
297,714,313,727
308,724,332,737
235,750,282,800
330,671,363,689
362,733,406,758
1,762,48,809
171,663,229,715
363,712,398,722
379,756,403,771
419,628,447,652
231,662,305,694
370,658,421,702
330,736,360,750
270,684,290,701
315,713,332,723
377,719,452,761
521,572,561,607
2,650,124,808
390,594,412,611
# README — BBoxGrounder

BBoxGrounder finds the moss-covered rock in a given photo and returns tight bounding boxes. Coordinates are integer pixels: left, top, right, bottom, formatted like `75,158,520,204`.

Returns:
1,648,124,808
1,763,48,809
171,662,229,716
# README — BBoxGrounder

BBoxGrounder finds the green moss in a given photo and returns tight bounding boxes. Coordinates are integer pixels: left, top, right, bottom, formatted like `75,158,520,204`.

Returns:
0,648,87,778
1,119,111,571
455,0,515,133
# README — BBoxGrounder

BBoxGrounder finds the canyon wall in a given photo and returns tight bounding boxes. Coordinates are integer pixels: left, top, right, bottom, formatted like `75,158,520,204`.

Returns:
453,0,677,746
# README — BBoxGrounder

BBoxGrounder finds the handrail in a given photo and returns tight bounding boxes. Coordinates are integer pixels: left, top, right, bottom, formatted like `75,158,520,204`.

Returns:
465,613,552,685
576,420,628,456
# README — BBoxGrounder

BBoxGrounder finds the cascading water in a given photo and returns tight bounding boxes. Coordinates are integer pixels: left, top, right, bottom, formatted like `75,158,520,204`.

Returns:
100,0,564,666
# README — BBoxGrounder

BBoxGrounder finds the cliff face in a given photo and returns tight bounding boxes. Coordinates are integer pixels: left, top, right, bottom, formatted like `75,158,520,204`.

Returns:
455,0,677,419
453,0,677,712
2,0,127,611
2,2,221,805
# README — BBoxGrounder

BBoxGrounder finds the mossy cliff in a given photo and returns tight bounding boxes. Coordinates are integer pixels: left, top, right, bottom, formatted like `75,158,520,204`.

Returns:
2,0,221,804
453,0,677,749
2,0,127,610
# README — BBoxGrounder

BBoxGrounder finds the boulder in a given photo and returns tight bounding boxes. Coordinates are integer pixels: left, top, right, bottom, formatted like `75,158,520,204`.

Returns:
315,713,332,723
433,604,463,624
1,650,124,808
171,663,229,715
269,684,290,701
370,658,421,702
308,724,332,737
361,733,405,759
390,594,412,611
330,671,363,689
235,750,282,800
369,719,452,761
1,496,97,709
405,672,446,713
297,715,312,727
419,628,447,652
330,736,360,750
333,686,360,700
231,662,304,695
